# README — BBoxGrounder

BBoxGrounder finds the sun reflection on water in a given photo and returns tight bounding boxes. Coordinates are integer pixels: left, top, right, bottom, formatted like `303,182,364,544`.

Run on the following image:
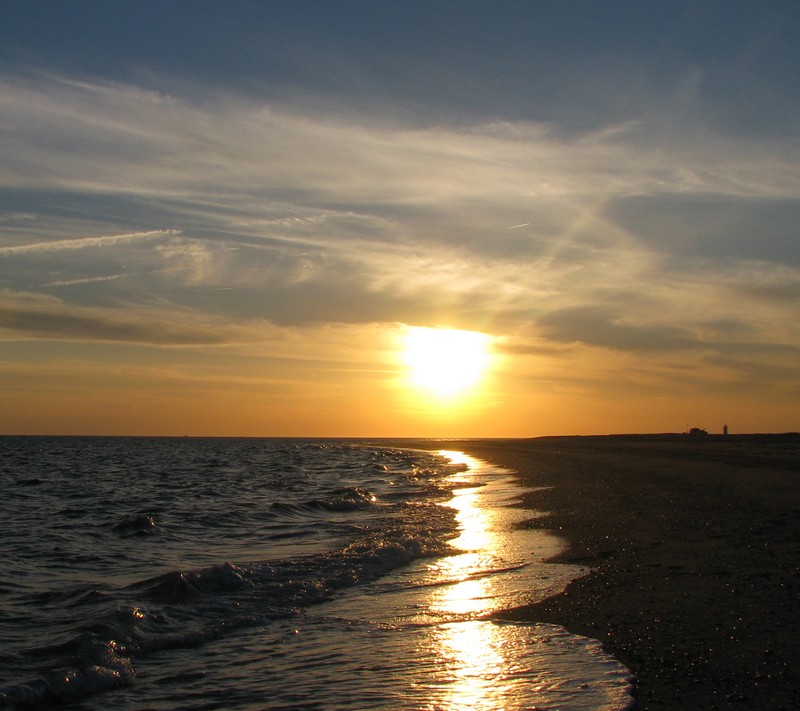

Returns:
432,451,505,616
430,620,511,711
420,450,529,708
313,449,633,710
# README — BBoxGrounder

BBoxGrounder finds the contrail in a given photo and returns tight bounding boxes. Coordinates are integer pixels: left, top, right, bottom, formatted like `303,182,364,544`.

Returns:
0,229,180,257
41,274,125,288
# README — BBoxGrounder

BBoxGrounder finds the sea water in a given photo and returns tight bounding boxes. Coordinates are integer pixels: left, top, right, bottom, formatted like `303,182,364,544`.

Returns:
0,437,633,709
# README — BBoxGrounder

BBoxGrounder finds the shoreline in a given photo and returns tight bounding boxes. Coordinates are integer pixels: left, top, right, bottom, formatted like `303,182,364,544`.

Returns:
403,435,800,710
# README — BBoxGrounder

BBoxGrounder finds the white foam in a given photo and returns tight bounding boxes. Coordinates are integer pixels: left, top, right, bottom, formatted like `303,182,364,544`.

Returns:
308,449,635,710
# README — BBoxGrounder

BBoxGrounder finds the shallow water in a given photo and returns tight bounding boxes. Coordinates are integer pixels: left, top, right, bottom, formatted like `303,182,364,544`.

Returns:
0,437,633,709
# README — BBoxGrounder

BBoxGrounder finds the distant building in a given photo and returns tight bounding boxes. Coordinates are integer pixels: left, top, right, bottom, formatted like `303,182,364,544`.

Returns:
687,427,708,436
723,424,728,435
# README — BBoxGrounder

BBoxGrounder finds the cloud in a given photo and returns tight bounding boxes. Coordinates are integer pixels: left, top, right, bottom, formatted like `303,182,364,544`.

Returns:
537,306,702,353
2,73,797,210
603,195,800,265
0,71,798,370
0,229,179,257
529,299,800,398
0,289,405,375
41,274,124,288
0,291,238,345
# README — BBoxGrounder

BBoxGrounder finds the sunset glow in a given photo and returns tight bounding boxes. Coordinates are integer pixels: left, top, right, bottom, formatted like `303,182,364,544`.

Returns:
0,3,798,436
403,328,492,398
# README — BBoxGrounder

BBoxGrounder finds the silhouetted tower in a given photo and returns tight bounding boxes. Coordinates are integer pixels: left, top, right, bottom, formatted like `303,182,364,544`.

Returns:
723,424,728,435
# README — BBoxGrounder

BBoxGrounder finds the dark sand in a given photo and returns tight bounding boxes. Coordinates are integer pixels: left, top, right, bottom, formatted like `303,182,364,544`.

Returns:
405,435,800,710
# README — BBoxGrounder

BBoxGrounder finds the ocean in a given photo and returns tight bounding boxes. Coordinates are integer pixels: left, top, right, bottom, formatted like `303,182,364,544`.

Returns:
0,437,633,710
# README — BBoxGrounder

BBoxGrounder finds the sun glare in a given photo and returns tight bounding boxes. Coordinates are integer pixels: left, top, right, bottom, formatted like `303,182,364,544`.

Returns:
403,327,492,398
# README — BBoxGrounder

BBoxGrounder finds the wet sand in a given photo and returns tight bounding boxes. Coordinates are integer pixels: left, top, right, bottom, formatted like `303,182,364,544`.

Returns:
405,434,800,710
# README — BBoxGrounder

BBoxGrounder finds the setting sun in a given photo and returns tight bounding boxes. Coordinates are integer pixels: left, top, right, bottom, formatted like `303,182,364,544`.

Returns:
403,327,492,397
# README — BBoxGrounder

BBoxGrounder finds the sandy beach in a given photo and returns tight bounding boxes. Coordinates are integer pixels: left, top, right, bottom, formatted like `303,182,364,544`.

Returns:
406,435,800,710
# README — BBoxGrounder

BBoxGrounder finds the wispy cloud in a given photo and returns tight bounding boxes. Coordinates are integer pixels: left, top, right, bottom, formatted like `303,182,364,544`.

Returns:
1,71,799,408
2,73,797,208
0,291,234,345
41,274,125,288
0,229,179,257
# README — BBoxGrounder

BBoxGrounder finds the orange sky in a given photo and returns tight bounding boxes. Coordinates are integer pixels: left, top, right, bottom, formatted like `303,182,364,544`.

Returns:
2,320,796,436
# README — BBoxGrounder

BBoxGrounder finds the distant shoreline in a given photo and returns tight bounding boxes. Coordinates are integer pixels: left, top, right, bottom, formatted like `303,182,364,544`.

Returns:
2,432,798,442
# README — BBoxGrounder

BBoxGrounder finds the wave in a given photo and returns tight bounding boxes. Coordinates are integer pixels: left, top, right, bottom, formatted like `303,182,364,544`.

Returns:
270,486,379,516
0,441,470,709
1,618,137,709
111,514,158,537
1,522,453,709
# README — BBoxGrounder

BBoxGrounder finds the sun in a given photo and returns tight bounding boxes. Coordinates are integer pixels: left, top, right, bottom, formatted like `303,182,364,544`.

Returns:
402,327,492,398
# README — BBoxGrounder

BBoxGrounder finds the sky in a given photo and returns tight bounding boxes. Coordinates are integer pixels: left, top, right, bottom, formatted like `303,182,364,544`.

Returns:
1,0,799,437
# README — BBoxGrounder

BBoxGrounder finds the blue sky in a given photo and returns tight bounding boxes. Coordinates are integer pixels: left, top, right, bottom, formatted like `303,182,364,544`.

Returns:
4,1,798,133
1,1,799,435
